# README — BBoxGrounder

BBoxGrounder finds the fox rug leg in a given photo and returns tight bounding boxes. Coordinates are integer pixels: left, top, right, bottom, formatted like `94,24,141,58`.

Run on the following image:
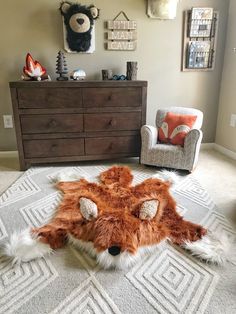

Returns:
3,224,67,263
168,218,232,265
3,228,52,264
182,232,233,265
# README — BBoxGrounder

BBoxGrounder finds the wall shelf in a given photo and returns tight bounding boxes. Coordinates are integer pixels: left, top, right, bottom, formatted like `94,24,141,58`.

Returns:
181,9,219,72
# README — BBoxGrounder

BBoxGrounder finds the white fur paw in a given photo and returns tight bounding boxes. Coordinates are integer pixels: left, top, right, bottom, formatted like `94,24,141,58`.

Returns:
183,232,235,265
3,228,53,264
151,170,180,188
79,197,98,221
53,170,87,183
139,200,159,220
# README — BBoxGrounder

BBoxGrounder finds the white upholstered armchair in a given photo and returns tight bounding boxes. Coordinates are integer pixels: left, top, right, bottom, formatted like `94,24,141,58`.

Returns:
140,107,203,172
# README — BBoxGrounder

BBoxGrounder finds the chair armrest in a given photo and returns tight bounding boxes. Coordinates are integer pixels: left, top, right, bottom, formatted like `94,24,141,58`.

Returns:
184,129,203,170
184,129,202,149
141,125,158,150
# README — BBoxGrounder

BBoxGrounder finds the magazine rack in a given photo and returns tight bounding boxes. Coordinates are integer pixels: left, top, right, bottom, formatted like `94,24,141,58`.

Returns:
181,9,219,71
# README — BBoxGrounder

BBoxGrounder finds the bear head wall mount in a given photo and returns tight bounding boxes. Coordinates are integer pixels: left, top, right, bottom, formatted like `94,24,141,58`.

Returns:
60,1,99,53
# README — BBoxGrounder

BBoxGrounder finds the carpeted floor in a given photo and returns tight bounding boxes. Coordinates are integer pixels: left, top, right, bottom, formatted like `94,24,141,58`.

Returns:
0,161,235,314
1,149,235,223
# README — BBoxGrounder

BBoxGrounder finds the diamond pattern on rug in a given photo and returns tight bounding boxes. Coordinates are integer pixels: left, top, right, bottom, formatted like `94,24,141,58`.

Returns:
50,276,121,314
20,192,62,227
23,167,52,177
69,246,101,275
174,176,214,209
201,210,236,241
0,176,41,208
126,245,219,314
176,204,187,216
0,256,58,314
129,165,157,184
0,218,7,241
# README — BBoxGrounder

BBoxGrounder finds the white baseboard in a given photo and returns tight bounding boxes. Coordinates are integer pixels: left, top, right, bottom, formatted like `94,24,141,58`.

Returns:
214,144,236,160
0,151,18,158
0,145,235,161
200,143,215,150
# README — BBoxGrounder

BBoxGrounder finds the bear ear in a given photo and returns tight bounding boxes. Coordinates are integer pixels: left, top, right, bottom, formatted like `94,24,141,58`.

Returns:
60,1,71,15
90,6,99,19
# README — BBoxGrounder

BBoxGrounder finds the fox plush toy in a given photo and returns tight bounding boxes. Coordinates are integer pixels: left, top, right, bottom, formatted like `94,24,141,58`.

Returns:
3,166,230,269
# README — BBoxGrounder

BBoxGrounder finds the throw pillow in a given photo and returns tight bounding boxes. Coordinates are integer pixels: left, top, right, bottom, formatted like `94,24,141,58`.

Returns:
158,112,197,146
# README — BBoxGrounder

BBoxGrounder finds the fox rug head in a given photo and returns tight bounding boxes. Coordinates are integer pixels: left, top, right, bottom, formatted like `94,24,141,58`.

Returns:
3,166,231,268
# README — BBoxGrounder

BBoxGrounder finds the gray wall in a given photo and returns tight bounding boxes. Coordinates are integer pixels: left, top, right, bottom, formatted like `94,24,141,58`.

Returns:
0,0,229,151
216,0,236,152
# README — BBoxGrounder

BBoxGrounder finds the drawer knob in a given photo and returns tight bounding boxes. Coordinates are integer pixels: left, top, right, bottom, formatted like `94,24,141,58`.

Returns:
108,95,112,101
108,119,116,127
108,143,113,150
49,119,57,127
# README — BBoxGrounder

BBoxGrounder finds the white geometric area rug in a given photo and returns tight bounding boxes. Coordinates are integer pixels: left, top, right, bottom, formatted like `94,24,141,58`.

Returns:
0,163,235,314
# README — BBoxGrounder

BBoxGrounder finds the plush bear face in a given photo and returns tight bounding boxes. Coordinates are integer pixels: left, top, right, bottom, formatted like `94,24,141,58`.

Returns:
69,13,91,33
60,1,99,52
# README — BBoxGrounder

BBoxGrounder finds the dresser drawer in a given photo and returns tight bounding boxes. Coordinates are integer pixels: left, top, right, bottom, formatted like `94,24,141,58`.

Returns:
23,138,84,158
85,136,140,155
21,114,83,134
84,112,141,132
18,88,82,108
83,87,141,107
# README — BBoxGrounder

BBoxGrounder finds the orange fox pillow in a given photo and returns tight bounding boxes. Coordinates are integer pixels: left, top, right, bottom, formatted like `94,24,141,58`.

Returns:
158,112,197,146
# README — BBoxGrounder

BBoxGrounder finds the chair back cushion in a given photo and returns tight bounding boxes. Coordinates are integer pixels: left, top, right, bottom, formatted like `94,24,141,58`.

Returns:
156,107,203,130
158,112,197,146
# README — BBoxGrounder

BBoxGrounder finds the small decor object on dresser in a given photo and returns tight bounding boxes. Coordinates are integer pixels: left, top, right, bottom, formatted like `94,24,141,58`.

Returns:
102,69,113,80
106,11,137,51
56,50,69,81
126,61,138,80
22,53,50,81
70,69,86,80
60,1,99,53
112,74,127,81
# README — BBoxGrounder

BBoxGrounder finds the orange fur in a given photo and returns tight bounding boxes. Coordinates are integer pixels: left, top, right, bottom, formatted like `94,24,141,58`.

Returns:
33,166,207,254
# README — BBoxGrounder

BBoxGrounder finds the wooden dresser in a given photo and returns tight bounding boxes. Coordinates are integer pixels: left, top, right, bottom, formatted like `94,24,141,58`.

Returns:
9,81,147,170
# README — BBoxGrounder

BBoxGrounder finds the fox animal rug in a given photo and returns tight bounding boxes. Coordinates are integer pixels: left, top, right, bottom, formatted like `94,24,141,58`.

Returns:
0,164,235,314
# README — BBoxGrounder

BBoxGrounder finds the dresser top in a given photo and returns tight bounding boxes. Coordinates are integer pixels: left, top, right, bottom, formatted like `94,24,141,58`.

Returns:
9,80,148,88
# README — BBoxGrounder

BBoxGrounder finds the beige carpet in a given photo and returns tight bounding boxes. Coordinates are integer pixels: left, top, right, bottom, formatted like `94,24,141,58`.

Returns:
0,149,235,223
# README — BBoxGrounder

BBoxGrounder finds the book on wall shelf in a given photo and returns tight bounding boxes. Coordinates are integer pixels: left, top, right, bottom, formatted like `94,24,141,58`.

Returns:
191,7,213,20
189,7,214,38
187,40,212,68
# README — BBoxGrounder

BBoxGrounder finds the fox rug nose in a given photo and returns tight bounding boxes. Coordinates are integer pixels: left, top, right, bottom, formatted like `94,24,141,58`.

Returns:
108,246,121,256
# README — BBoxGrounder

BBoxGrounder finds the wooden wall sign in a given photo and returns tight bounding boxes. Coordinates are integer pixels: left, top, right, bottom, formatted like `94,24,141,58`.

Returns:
108,31,137,41
106,11,137,51
107,20,137,30
107,41,137,51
